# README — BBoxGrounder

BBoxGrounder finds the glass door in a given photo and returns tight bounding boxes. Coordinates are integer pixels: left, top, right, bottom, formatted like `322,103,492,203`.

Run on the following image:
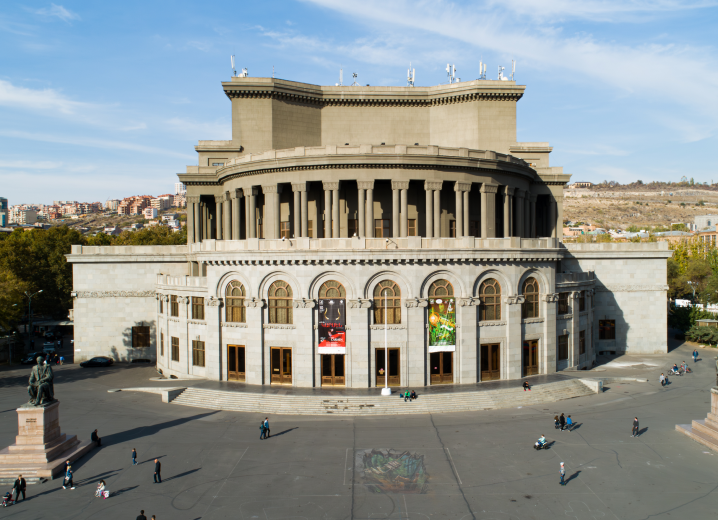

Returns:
522,340,539,376
480,344,500,381
376,348,401,387
321,354,345,386
227,345,245,382
430,352,454,384
271,347,292,384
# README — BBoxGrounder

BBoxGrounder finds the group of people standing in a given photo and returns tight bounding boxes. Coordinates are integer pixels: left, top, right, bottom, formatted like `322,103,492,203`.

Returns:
259,417,271,439
554,413,574,432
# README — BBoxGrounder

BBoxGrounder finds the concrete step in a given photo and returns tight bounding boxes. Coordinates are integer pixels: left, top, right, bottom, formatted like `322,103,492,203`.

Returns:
676,422,718,453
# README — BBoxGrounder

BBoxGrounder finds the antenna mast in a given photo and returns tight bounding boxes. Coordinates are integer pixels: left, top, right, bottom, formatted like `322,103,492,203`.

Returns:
351,72,359,86
231,55,236,77
446,63,457,84
407,63,415,87
511,60,515,81
498,65,505,80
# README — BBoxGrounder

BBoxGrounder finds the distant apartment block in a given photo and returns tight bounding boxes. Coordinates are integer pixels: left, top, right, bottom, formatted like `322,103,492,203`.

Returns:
173,193,186,207
10,209,37,225
151,196,172,211
0,197,7,227
105,199,120,211
175,182,186,196
143,207,158,219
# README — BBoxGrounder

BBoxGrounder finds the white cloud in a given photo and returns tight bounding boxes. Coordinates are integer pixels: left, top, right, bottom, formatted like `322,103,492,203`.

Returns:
31,4,80,23
0,79,96,116
563,145,630,156
0,160,62,169
120,122,148,131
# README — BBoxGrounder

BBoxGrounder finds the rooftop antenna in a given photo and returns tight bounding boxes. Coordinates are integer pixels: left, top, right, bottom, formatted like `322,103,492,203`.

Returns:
407,62,415,87
498,65,505,80
351,72,359,86
231,55,237,77
239,67,248,78
336,68,343,86
446,63,456,84
272,65,275,79
511,60,515,81
483,63,487,79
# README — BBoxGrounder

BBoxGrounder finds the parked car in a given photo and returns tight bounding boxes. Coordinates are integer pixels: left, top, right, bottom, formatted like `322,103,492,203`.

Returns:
80,357,114,368
44,332,54,340
21,352,46,365
42,342,56,353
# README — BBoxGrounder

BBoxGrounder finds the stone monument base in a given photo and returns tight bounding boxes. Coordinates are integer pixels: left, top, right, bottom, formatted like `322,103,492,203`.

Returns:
676,387,718,452
0,401,95,484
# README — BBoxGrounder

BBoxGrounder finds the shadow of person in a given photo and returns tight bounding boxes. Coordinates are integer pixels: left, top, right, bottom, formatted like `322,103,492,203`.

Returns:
546,441,556,449
570,423,582,431
638,427,648,436
162,468,200,482
137,455,166,465
112,485,139,497
102,412,219,446
565,470,581,484
269,427,298,438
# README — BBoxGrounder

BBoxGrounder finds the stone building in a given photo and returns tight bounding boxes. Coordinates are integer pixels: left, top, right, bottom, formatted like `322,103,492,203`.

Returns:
67,76,671,387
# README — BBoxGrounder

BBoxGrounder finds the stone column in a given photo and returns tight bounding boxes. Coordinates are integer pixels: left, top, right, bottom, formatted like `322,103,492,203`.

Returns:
570,291,581,368
357,185,365,237
405,298,428,386
459,298,479,383
187,196,198,243
261,185,279,240
543,293,559,374
505,295,525,380
556,196,564,242
205,297,222,380
292,182,307,237
247,187,257,239
433,186,441,238
193,199,201,242
424,182,433,238
292,185,301,238
301,188,308,238
515,189,524,238
332,184,340,238
322,181,335,238
231,189,242,240
360,181,375,238
214,195,223,240
454,183,464,237
203,202,209,240
275,185,283,239
391,181,401,238
529,193,537,239
222,191,231,240
503,186,514,238
400,183,409,237
480,184,498,238
524,193,531,240
463,190,470,237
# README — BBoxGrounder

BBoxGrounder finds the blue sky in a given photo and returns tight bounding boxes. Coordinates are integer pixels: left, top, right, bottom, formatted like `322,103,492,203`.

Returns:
1,0,718,205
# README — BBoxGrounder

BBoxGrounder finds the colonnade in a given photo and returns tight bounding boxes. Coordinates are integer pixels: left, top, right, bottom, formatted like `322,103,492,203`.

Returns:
187,180,561,243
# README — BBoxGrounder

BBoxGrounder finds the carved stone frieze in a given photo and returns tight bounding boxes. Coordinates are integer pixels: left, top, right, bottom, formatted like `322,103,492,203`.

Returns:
357,180,375,190
222,323,248,328
370,324,407,330
424,180,443,191
404,297,428,308
168,318,181,323
263,324,296,329
391,180,410,190
522,318,545,324
73,290,157,298
349,299,372,309
455,182,472,192
458,297,480,306
505,295,526,305
177,296,189,304
293,299,316,309
596,284,669,292
206,297,222,307
187,320,206,325
245,297,264,308
322,181,340,190
543,293,559,303
557,314,573,320
478,320,506,327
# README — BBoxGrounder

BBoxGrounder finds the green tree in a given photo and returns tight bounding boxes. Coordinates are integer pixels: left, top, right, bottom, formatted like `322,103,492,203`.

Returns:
0,269,29,330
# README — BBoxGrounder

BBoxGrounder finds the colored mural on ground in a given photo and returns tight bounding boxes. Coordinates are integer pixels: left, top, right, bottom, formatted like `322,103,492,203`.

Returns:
357,449,429,494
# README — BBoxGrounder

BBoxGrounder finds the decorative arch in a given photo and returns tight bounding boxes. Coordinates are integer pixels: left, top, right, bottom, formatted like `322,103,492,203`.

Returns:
319,280,346,298
421,270,466,298
364,270,413,300
258,271,303,301
268,280,293,324
309,271,356,300
479,278,502,321
472,269,513,298
225,280,246,323
215,270,253,300
516,268,550,296
374,280,402,324
521,277,540,319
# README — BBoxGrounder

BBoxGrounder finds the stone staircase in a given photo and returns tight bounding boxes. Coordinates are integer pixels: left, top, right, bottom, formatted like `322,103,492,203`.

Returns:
676,388,718,452
170,379,595,415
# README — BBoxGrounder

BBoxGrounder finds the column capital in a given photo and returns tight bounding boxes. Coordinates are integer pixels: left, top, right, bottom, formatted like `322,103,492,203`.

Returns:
357,180,374,190
543,293,560,303
293,298,316,309
480,183,499,194
247,187,259,196
323,181,340,190
206,297,222,307
391,180,410,190
231,188,244,199
291,182,307,192
505,295,526,305
404,297,428,308
424,180,443,191
186,196,201,204
261,184,282,194
214,194,225,203
223,191,232,201
455,182,472,192
514,188,525,199
349,299,372,309
504,186,515,196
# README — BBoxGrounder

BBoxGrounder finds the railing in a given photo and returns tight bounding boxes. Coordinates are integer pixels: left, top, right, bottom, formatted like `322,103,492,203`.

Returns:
157,274,207,287
556,272,595,284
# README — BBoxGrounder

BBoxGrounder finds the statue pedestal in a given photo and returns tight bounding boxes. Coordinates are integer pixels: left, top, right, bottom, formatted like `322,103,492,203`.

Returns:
0,401,95,484
676,387,718,452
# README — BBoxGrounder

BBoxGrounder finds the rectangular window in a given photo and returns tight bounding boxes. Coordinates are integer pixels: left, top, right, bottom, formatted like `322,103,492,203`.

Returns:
170,295,179,317
211,162,225,167
132,326,150,348
579,291,586,312
599,320,616,340
469,220,480,238
408,219,417,237
159,297,163,314
192,340,205,367
348,218,358,237
579,330,586,355
160,332,164,356
280,221,291,239
171,337,179,362
307,220,313,238
191,297,204,320
558,293,569,315
374,219,390,238
558,334,569,360
449,220,456,238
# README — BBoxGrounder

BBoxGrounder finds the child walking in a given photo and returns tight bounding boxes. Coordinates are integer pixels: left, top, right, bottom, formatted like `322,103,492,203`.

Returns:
132,448,137,465
559,462,566,486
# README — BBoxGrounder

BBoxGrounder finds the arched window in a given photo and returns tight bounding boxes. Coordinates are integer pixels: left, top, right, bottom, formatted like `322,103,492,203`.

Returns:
374,280,401,324
522,277,539,319
429,279,454,297
479,278,502,321
225,280,246,323
319,280,346,299
268,280,293,324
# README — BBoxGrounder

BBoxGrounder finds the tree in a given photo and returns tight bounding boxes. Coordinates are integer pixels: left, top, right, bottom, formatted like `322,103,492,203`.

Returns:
0,269,28,330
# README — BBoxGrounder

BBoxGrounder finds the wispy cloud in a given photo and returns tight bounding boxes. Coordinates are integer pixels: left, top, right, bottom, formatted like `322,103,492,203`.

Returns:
0,160,62,169
563,144,630,156
0,79,98,116
30,4,80,23
165,117,230,140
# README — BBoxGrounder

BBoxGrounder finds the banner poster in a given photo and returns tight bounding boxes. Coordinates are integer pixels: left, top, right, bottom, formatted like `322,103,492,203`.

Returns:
318,298,346,354
428,297,456,353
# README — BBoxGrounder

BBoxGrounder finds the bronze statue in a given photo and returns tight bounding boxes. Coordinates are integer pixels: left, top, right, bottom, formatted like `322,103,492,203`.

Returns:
27,357,55,406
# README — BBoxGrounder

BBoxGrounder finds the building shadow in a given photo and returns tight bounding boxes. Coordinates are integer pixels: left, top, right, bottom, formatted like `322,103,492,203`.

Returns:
118,320,157,362
102,412,218,446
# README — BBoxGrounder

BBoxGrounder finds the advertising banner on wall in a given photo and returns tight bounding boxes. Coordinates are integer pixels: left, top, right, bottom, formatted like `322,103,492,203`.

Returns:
428,297,456,352
318,298,346,354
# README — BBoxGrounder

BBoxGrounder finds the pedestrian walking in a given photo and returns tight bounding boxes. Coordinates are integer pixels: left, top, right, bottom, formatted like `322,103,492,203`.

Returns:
559,413,566,432
659,373,666,387
264,417,270,438
632,417,639,437
693,349,698,363
137,510,147,520
554,415,560,429
559,462,566,486
153,458,161,483
12,475,26,502
132,448,137,465
63,465,75,489
259,422,266,440
566,415,573,432
523,381,531,391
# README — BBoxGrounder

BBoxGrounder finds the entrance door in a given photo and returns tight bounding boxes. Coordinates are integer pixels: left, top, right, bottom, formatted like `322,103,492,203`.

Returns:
271,347,292,384
321,354,345,386
376,348,400,387
227,345,245,382
522,340,539,376
480,344,501,381
430,352,454,384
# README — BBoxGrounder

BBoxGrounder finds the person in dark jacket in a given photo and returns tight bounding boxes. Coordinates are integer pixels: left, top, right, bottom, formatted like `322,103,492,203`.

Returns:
132,448,137,465
137,510,147,520
523,381,531,391
260,421,266,440
13,475,26,501
559,413,566,432
63,465,74,489
91,429,101,446
632,417,640,437
153,459,161,483
264,417,270,438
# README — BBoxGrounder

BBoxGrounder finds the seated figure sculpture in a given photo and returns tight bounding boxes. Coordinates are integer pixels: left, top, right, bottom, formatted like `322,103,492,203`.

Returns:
28,357,55,405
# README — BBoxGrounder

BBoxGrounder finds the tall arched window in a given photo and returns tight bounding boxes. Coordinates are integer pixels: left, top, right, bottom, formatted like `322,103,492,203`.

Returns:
318,280,346,299
522,277,539,319
429,279,454,297
268,280,293,324
225,280,246,323
374,280,401,324
479,278,502,321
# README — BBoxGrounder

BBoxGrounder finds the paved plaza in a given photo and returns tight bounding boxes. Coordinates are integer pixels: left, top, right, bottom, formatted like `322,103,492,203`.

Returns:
0,342,716,520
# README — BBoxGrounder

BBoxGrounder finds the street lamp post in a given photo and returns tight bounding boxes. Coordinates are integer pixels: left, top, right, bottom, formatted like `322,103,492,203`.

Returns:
24,290,43,351
381,290,391,396
687,281,696,306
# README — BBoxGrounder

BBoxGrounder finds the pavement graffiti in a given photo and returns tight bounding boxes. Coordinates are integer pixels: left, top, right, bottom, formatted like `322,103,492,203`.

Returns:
356,449,429,494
